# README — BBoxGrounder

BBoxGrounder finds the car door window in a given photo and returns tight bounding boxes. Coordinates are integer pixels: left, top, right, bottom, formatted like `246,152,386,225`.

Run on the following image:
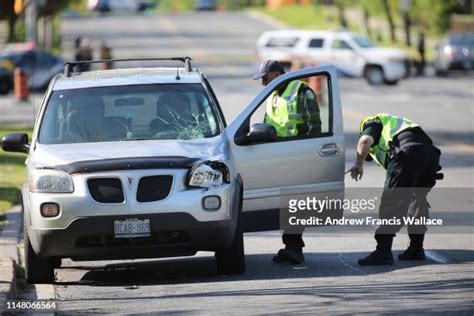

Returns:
308,38,324,48
228,66,344,224
331,40,352,50
265,37,300,48
249,74,331,142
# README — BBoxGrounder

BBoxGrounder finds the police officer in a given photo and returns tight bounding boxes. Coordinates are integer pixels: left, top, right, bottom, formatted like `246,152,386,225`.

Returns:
253,60,322,263
346,113,442,265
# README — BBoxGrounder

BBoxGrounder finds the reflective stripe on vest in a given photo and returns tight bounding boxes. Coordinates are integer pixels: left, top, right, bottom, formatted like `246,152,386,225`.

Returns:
360,113,419,168
265,80,304,137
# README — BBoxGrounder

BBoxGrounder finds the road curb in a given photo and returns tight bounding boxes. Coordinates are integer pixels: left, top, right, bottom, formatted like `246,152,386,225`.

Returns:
0,205,22,313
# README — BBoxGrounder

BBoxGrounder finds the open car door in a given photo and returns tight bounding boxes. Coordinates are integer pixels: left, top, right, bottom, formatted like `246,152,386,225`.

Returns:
226,65,345,232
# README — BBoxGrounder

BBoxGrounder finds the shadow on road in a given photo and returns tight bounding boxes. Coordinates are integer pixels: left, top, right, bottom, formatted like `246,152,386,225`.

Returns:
54,249,474,287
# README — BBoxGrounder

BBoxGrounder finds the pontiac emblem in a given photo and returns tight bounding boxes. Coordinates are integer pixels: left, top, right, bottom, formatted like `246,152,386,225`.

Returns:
127,177,133,190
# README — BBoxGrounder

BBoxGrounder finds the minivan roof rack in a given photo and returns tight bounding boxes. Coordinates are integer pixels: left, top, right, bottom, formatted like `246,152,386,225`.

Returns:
63,57,193,77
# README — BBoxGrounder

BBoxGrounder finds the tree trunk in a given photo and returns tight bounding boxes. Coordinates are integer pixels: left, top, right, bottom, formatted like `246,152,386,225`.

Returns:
46,16,53,51
382,0,396,42
403,11,411,46
7,14,17,42
337,3,348,28
363,7,371,38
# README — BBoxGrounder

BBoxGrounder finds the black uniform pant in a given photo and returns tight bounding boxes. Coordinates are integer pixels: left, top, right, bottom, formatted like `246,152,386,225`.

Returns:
376,143,441,236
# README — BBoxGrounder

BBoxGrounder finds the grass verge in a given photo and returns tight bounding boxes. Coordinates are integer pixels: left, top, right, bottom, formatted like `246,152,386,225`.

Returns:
249,4,339,30
0,125,33,218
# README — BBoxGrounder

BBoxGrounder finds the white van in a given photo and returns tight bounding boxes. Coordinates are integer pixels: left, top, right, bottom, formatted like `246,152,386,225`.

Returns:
257,30,408,85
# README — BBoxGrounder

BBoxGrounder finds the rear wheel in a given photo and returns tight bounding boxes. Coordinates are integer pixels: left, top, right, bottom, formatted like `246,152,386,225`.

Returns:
24,221,54,284
215,185,245,275
365,66,384,85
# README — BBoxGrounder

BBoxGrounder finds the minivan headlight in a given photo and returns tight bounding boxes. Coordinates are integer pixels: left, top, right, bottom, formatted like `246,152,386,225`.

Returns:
28,169,74,193
188,162,230,188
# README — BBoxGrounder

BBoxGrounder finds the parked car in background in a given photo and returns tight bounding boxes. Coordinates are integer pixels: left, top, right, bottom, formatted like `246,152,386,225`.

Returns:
0,66,13,95
88,0,155,13
0,49,65,92
434,32,474,76
256,30,409,85
194,0,216,11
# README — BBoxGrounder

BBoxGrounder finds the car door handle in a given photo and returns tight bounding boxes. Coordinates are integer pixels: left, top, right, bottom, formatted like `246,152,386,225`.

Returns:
319,143,340,156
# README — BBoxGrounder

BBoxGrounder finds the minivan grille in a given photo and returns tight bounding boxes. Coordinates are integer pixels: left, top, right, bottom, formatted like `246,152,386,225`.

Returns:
137,176,173,202
87,178,124,203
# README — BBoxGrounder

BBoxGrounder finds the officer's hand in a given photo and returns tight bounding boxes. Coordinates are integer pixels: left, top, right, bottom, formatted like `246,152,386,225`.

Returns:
345,164,363,181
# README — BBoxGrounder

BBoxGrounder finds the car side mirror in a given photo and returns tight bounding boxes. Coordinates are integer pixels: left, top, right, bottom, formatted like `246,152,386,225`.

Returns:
235,123,277,145
1,133,29,153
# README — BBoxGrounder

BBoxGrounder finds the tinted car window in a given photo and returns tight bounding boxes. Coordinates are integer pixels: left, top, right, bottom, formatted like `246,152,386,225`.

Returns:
39,84,221,144
265,37,300,48
308,38,324,48
449,34,474,47
331,40,353,50
352,35,374,48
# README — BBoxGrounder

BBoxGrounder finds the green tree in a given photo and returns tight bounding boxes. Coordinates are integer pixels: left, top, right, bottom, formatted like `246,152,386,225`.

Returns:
410,0,468,34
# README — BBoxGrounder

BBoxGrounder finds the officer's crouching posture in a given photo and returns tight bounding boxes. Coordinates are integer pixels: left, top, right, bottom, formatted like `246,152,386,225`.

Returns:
346,113,442,265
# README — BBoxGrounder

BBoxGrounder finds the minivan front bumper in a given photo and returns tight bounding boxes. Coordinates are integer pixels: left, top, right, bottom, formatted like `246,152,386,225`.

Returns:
28,212,237,260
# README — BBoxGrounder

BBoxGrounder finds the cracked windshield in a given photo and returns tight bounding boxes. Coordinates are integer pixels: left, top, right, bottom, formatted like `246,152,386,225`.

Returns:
39,84,220,144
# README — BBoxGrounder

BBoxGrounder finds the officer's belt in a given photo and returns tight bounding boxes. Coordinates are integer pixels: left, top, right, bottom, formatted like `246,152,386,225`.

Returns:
393,127,432,148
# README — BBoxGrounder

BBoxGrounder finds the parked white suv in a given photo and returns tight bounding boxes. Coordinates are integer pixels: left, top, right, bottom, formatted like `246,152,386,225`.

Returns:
2,58,345,284
257,30,408,85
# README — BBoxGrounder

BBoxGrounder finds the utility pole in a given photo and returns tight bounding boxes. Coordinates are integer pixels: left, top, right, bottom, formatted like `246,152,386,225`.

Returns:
25,0,38,46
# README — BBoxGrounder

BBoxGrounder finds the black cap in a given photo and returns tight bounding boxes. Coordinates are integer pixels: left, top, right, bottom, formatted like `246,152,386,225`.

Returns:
252,60,285,80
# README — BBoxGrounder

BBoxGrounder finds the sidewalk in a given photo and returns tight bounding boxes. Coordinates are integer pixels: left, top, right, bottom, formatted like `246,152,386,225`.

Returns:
0,93,42,126
0,205,22,313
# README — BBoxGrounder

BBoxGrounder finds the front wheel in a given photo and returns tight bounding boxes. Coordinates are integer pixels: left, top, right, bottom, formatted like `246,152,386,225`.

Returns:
365,66,384,85
215,184,245,275
24,221,54,284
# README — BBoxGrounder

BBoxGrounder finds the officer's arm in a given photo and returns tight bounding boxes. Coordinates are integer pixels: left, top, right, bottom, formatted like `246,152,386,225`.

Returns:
345,135,374,181
355,135,374,167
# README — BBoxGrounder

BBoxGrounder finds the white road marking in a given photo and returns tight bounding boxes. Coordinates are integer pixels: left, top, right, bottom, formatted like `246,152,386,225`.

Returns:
425,250,450,264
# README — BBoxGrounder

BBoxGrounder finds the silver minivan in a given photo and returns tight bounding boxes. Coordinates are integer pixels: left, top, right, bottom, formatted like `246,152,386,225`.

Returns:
1,58,345,283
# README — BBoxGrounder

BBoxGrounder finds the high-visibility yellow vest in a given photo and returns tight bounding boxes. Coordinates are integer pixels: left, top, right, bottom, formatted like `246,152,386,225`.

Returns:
360,113,419,168
265,80,304,137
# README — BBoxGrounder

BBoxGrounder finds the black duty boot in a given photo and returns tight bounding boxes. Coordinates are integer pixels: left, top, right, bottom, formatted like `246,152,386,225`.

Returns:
358,234,394,266
273,248,305,264
398,247,425,260
399,234,425,261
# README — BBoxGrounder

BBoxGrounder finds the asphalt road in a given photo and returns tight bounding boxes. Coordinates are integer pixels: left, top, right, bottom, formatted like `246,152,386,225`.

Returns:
7,10,474,314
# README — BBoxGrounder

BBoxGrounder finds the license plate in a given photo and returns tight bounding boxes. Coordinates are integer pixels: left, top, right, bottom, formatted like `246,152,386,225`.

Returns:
114,218,151,238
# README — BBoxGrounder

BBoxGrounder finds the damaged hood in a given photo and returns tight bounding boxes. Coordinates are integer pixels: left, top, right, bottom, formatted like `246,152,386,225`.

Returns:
30,135,229,170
